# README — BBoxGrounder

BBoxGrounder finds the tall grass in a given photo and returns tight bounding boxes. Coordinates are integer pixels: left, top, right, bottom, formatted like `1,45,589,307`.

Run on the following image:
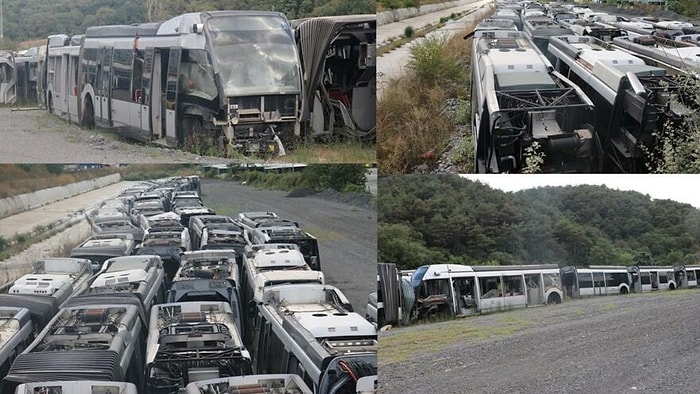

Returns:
378,17,480,174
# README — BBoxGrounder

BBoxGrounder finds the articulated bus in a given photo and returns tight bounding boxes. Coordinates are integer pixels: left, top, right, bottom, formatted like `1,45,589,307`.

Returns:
0,296,147,393
47,11,302,155
410,264,563,318
251,283,377,394
561,265,632,298
14,381,138,394
469,30,597,173
185,374,312,393
627,265,678,293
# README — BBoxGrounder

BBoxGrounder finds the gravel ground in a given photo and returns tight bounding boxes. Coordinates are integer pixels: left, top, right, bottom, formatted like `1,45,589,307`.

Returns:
379,291,700,393
0,107,225,163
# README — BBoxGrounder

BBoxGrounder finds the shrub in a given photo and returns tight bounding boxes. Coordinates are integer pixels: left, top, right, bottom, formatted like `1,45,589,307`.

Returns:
404,26,415,38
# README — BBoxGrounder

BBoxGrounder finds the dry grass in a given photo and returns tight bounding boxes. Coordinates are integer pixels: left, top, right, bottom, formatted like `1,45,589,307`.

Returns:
376,0,449,12
377,17,483,174
0,165,117,199
281,141,376,164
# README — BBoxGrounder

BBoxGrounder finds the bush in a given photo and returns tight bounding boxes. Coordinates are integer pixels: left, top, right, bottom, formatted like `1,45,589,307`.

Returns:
0,236,6,251
404,26,415,38
407,34,465,88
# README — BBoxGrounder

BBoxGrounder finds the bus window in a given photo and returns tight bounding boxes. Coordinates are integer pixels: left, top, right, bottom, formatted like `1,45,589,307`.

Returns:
578,273,593,288
178,49,217,101
480,276,500,298
503,275,523,296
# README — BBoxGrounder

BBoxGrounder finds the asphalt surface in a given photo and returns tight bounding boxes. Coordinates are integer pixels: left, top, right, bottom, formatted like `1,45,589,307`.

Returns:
194,178,377,316
379,290,700,393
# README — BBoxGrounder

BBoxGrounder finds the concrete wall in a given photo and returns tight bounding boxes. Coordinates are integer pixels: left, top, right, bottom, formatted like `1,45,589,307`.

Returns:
0,173,121,219
377,0,474,26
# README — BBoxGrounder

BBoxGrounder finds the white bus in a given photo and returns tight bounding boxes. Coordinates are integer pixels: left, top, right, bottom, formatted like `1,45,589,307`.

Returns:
13,381,138,394
146,301,252,393
56,11,303,155
410,264,563,318
627,265,678,292
250,283,377,394
45,34,82,123
561,265,632,298
185,374,312,394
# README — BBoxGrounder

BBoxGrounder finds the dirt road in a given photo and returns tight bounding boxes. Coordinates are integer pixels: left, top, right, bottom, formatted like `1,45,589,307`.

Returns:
379,291,700,393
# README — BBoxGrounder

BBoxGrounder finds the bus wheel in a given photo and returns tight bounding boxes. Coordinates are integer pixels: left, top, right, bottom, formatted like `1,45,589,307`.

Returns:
82,99,95,129
47,96,53,115
669,283,675,290
547,293,562,304
620,287,628,295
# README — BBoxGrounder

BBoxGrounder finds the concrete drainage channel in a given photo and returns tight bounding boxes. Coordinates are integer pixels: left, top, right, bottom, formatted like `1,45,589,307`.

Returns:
0,219,92,291
0,174,126,287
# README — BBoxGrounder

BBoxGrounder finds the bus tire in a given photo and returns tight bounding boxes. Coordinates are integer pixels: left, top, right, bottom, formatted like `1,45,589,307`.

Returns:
620,287,628,295
547,293,561,304
82,98,95,129
47,95,53,115
669,283,675,290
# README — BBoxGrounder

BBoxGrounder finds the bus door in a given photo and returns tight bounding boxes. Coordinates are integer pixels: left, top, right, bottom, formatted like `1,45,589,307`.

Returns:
525,274,544,305
140,48,155,139
96,46,113,126
164,48,181,145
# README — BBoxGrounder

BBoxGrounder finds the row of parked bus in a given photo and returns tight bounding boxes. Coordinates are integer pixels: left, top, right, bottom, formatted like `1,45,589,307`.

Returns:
375,262,700,326
2,10,376,155
0,176,377,393
470,0,700,173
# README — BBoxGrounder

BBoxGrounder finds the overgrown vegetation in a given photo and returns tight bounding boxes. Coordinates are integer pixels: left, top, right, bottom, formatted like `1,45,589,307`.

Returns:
0,164,117,199
118,164,201,181
1,0,374,45
379,174,700,271
378,16,480,174
234,164,369,193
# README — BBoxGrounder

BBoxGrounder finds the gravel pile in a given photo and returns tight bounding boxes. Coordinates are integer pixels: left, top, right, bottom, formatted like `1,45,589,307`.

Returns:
379,291,700,393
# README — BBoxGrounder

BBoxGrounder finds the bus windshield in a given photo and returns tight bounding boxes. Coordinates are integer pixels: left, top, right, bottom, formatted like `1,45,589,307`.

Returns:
207,15,301,96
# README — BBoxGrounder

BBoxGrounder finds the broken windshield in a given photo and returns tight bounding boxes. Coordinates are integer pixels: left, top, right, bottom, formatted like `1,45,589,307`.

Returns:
208,15,301,96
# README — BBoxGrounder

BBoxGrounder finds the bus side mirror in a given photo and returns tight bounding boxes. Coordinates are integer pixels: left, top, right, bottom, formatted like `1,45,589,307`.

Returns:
192,23,204,34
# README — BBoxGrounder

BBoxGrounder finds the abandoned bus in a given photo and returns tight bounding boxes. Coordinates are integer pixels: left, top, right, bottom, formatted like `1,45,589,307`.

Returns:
627,265,678,292
145,301,253,393
0,51,15,105
63,11,302,155
0,308,35,380
548,35,692,172
410,264,563,318
294,15,376,141
185,374,312,394
85,255,167,316
676,264,700,287
470,30,597,173
13,381,138,394
45,34,82,121
560,265,632,298
251,283,377,394
0,296,147,393
13,47,41,106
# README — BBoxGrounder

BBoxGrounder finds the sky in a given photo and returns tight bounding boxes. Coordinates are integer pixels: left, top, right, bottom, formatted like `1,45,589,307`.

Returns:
460,174,700,209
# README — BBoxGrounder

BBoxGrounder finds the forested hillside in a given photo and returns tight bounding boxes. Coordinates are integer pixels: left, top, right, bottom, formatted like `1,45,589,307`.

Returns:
1,0,373,44
379,174,700,270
